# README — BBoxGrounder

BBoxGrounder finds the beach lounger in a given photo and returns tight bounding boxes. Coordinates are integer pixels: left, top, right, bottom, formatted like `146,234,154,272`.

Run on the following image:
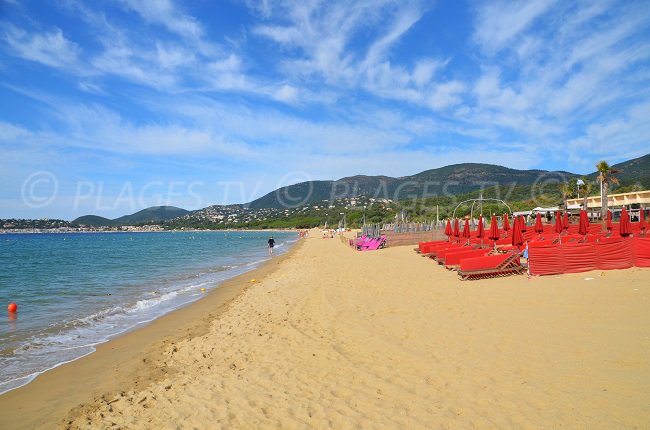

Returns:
434,246,481,263
441,248,492,268
458,253,523,280
415,240,448,253
357,237,386,251
422,243,465,258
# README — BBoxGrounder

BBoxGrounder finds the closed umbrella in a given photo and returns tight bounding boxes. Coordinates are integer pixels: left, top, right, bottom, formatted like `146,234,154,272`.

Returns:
511,216,524,247
606,210,613,231
489,214,500,246
619,207,632,237
444,218,452,239
462,218,471,242
563,212,569,231
534,212,544,234
476,216,484,238
554,211,563,234
503,213,510,232
578,210,589,236
519,215,527,232
453,218,460,242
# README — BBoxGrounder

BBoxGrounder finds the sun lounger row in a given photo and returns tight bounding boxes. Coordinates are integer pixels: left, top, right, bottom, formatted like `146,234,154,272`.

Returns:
351,236,386,251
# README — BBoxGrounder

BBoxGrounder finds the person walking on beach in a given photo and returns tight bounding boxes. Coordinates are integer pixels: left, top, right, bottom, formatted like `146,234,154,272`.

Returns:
268,236,275,256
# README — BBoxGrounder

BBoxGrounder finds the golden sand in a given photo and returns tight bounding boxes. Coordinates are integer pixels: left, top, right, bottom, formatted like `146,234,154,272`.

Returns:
1,229,649,429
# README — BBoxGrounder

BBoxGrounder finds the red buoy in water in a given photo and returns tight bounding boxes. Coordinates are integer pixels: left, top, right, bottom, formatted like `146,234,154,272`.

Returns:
8,303,17,313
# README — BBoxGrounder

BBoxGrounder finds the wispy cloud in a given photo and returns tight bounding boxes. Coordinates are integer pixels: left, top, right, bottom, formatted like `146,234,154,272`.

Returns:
1,0,649,218
118,0,204,40
473,0,557,53
3,25,81,69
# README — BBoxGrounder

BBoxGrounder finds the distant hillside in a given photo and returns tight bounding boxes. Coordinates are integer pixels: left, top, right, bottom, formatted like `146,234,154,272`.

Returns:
72,215,115,227
74,206,189,226
248,163,578,209
113,206,190,224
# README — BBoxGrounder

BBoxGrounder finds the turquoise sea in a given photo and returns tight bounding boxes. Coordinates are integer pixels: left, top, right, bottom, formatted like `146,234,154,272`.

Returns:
0,231,297,394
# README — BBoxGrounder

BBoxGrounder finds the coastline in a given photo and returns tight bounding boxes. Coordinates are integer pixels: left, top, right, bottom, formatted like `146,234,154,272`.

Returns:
0,237,304,429
0,228,303,234
2,231,649,428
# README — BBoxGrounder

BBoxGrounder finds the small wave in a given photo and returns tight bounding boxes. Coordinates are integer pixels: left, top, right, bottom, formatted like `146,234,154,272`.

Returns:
0,232,298,395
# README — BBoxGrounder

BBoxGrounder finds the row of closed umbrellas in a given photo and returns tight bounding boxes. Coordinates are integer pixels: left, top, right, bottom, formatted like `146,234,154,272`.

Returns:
443,208,646,247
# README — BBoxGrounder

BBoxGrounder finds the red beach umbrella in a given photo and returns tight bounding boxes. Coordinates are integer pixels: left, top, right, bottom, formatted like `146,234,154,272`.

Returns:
489,215,500,241
640,208,647,234
476,216,485,238
519,215,527,232
619,207,632,237
534,212,544,234
462,218,471,239
453,218,460,242
554,211,563,234
606,210,613,231
444,218,452,237
503,213,510,232
578,210,589,236
511,216,524,247
563,212,569,230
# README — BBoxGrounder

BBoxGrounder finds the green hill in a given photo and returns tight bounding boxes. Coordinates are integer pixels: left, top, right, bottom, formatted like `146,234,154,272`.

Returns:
113,206,190,225
73,206,190,226
247,164,578,209
72,215,115,227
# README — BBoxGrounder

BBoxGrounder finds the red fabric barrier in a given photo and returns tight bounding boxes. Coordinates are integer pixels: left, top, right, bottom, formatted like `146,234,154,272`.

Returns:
596,239,633,270
562,242,599,273
528,239,556,247
528,244,564,275
633,237,650,267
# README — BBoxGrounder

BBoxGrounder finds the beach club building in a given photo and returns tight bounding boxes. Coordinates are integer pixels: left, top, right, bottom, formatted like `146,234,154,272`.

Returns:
566,189,650,221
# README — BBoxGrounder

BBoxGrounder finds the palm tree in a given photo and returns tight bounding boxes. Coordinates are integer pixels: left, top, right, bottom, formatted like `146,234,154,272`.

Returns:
596,161,620,231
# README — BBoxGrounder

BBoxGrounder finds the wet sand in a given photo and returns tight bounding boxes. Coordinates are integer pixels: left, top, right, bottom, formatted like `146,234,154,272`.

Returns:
1,230,649,429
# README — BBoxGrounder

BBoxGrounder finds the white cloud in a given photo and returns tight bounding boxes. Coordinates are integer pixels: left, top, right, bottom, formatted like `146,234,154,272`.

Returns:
273,84,299,104
0,121,32,141
118,0,203,39
3,26,81,69
428,81,465,111
473,0,557,53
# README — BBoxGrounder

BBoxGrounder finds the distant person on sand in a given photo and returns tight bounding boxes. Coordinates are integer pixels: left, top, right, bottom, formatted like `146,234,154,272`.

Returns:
268,236,275,256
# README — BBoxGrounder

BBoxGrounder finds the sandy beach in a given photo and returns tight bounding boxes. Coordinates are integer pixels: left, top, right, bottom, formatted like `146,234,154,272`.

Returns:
2,229,649,429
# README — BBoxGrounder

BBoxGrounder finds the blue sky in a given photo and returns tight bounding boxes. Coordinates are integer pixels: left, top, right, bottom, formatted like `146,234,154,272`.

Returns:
1,0,649,219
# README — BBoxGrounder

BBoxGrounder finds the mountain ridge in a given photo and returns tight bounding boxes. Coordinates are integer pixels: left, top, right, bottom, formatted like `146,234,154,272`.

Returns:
72,154,650,224
73,206,189,227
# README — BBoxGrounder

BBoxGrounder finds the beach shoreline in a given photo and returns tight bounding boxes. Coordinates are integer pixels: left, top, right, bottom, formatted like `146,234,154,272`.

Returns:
2,231,649,429
0,237,305,429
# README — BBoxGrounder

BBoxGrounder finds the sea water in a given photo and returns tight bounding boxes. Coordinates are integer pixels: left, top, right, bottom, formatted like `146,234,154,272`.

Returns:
0,230,297,394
